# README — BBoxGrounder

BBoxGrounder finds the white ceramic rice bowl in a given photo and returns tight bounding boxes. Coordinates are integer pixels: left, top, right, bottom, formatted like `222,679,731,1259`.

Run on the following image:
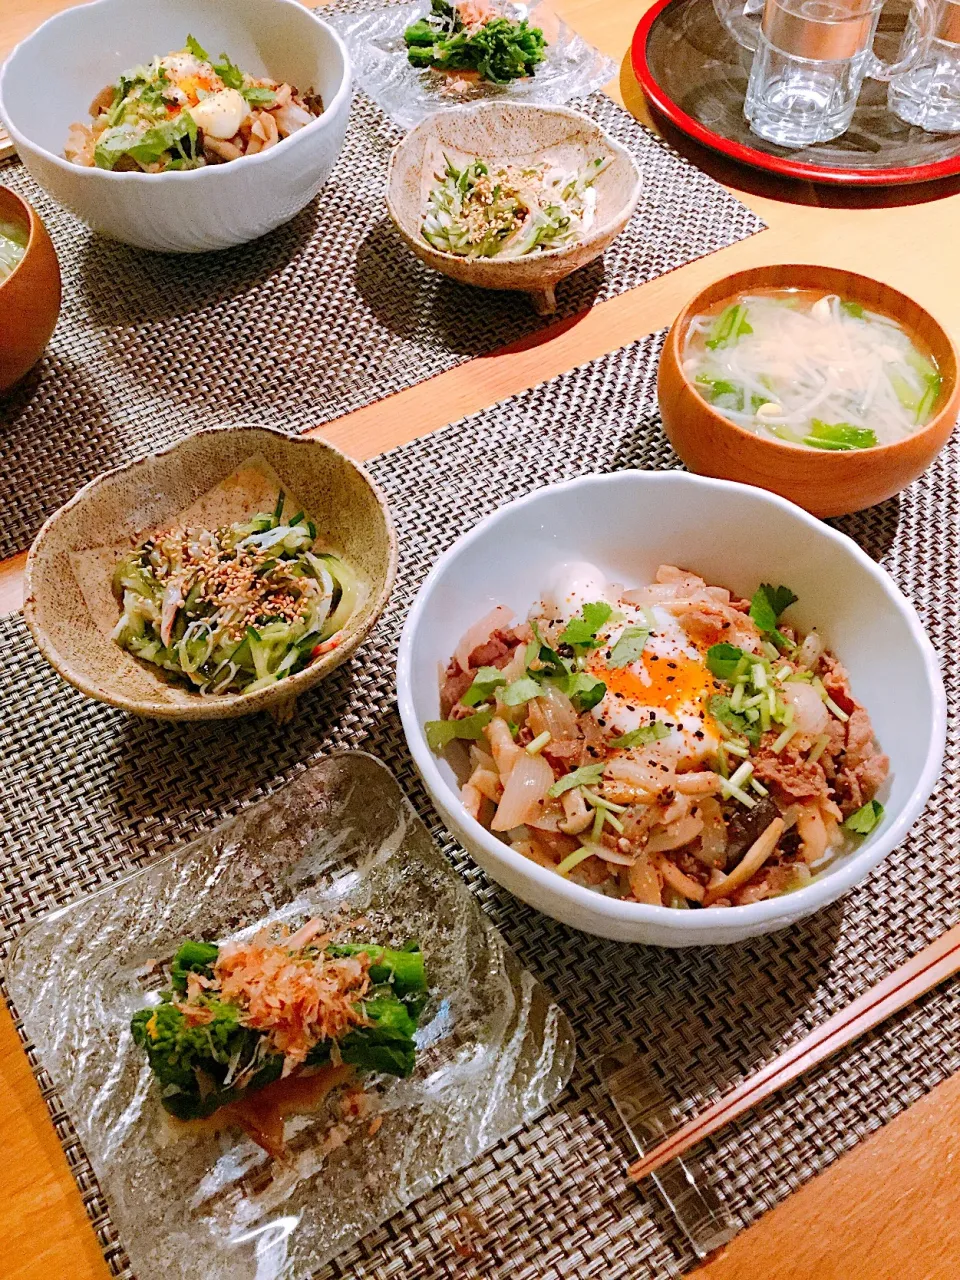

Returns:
397,471,946,946
0,0,352,251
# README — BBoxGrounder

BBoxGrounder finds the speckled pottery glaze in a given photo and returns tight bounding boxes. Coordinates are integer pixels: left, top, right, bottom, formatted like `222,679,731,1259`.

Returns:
386,101,642,314
24,426,396,720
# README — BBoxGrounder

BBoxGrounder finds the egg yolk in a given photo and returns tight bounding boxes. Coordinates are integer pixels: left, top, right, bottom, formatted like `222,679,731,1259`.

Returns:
590,649,725,721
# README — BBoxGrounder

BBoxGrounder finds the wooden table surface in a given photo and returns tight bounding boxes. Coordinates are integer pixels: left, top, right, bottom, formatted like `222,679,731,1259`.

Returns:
2,2,960,1278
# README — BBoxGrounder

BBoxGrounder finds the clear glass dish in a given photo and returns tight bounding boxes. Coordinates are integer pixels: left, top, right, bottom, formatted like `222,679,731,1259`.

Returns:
7,753,575,1280
330,1,617,130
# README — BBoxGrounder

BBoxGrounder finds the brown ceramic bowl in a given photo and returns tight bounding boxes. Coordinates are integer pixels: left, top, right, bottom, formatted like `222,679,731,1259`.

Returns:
658,264,960,519
24,426,397,720
386,102,642,316
0,184,60,390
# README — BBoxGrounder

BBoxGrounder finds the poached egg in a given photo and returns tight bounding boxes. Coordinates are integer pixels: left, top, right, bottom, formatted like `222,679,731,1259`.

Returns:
538,561,723,766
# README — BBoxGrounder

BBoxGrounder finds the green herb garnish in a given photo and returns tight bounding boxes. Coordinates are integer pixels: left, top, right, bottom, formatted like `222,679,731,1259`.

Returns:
547,764,606,798
562,670,607,712
185,33,210,61
843,799,884,834
212,50,245,89
706,642,747,682
705,303,753,350
558,601,612,649
709,694,761,747
501,675,543,707
608,625,650,668
460,666,507,707
749,583,798,637
425,707,494,751
610,723,670,749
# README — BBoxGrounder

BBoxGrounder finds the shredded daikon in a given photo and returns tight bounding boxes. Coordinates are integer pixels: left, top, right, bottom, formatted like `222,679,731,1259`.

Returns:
682,291,941,449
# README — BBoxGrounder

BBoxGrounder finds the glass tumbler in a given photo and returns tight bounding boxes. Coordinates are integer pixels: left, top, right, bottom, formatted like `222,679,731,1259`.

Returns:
713,0,935,145
888,0,960,131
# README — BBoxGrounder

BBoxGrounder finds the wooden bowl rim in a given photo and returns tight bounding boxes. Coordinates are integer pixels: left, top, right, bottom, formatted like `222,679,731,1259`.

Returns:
23,425,399,719
665,263,960,461
385,101,643,271
0,184,43,295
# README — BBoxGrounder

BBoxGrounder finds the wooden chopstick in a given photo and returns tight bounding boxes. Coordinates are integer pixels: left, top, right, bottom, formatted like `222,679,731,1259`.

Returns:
0,126,15,163
628,919,960,1183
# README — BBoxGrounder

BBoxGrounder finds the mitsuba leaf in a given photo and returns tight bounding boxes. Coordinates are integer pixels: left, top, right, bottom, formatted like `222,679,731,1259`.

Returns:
547,763,605,797
610,723,670,749
749,584,798,634
843,799,884,835
185,33,210,61
709,694,761,747
558,601,612,649
608,625,650,668
706,642,746,682
425,708,494,751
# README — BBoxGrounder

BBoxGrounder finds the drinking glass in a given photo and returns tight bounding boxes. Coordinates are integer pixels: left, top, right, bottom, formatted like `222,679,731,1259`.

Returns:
714,0,934,146
888,0,960,131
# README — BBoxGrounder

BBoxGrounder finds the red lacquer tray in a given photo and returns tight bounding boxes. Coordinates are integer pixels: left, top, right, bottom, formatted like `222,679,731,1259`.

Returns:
631,0,960,185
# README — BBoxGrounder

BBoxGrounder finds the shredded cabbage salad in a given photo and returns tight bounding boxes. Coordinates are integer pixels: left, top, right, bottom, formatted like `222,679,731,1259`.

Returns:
111,493,364,695
421,154,609,259
683,291,942,450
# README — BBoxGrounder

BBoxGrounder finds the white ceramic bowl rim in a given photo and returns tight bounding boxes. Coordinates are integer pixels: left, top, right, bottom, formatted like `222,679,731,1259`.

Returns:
392,101,643,264
397,470,947,933
0,0,352,183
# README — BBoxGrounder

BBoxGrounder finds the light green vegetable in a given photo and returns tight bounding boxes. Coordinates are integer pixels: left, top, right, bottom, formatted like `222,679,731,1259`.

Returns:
843,799,884,834
547,763,605,797
608,625,650,668
424,708,494,751
609,723,669,749
111,493,361,696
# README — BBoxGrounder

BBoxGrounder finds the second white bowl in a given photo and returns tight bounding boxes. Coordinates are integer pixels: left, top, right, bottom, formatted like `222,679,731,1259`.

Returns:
397,471,945,946
0,0,353,252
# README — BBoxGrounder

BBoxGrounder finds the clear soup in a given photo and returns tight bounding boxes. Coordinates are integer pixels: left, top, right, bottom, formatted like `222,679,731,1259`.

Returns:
683,288,941,451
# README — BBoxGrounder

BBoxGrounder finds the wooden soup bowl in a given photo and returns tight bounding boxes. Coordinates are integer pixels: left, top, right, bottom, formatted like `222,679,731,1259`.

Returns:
658,264,960,518
0,184,60,391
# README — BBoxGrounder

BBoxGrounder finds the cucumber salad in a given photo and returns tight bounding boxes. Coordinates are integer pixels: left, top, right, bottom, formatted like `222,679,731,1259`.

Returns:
111,494,364,695
422,154,609,259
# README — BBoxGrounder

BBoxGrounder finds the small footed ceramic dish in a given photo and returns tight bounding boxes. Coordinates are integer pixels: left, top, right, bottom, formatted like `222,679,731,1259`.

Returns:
386,102,642,314
24,426,396,720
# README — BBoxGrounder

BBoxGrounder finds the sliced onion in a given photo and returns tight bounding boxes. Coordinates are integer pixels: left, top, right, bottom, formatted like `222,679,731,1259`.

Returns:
535,685,579,738
645,812,704,854
454,605,514,672
695,796,727,864
592,845,636,866
491,752,554,831
604,757,662,795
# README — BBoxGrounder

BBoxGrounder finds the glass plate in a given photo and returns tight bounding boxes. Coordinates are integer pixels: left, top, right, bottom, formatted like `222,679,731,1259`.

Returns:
330,1,617,130
7,753,575,1280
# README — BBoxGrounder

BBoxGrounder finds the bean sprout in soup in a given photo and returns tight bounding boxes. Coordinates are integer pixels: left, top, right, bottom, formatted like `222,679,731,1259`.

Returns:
682,289,942,451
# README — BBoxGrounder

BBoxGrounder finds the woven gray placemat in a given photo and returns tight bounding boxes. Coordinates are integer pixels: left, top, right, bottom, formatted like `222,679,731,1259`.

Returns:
0,19,764,563
3,329,957,1280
